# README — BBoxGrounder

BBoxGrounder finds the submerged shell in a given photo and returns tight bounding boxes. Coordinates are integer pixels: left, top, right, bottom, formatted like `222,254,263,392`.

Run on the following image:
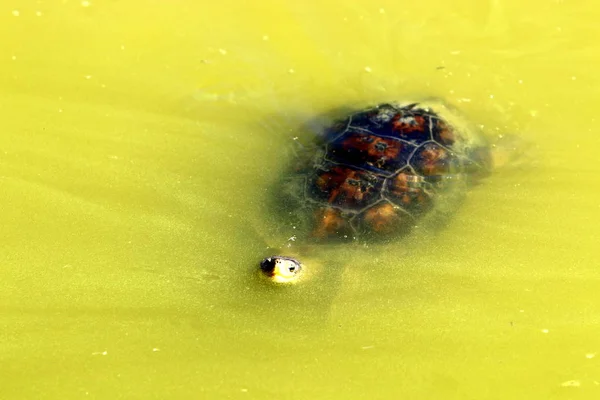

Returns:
283,101,491,240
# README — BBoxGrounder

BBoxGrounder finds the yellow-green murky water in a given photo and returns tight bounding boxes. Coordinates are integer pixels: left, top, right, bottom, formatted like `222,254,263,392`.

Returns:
2,0,600,398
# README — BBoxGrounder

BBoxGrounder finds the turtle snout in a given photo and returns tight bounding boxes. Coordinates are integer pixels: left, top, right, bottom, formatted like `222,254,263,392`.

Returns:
259,256,303,284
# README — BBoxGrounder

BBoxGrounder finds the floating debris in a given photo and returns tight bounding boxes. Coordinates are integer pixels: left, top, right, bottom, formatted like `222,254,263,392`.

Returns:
560,380,581,387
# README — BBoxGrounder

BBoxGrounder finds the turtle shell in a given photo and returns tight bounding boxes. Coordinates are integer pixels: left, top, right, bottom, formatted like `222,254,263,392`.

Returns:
285,101,491,241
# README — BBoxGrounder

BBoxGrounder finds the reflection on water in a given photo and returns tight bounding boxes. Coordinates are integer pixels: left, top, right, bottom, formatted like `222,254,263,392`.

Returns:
1,0,600,398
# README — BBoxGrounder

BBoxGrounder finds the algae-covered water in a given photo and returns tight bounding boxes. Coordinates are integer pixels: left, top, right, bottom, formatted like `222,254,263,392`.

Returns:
1,0,600,399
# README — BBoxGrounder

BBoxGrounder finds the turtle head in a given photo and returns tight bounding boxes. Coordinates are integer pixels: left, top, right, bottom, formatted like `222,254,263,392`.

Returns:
259,256,304,284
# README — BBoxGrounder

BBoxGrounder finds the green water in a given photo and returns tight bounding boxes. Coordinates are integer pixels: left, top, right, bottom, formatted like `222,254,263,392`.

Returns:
1,0,600,399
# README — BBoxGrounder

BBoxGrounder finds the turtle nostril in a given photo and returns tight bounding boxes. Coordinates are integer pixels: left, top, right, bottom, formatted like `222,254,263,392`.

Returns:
260,257,276,273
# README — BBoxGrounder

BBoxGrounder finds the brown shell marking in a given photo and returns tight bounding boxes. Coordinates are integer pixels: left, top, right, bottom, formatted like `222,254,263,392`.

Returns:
361,203,410,234
314,166,379,209
312,207,347,238
386,170,432,214
329,131,412,172
391,114,427,134
412,143,451,176
433,119,456,146
341,133,401,161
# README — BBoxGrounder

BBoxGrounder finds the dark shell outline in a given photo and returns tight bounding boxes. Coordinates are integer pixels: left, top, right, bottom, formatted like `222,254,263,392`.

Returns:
299,102,484,238
306,109,461,215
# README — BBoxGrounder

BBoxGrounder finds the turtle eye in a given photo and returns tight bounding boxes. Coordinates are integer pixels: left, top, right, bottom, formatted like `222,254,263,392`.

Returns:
289,266,296,272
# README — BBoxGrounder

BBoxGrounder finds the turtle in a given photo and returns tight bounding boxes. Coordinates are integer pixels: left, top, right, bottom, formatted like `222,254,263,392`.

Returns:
258,100,503,284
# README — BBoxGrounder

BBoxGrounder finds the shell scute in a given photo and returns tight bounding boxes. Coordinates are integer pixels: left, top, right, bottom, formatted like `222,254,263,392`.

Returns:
353,201,414,236
410,142,454,178
384,168,434,216
308,163,384,211
325,130,415,175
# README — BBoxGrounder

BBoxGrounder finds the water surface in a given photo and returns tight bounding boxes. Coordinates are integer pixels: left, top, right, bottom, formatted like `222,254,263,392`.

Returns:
1,0,599,399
